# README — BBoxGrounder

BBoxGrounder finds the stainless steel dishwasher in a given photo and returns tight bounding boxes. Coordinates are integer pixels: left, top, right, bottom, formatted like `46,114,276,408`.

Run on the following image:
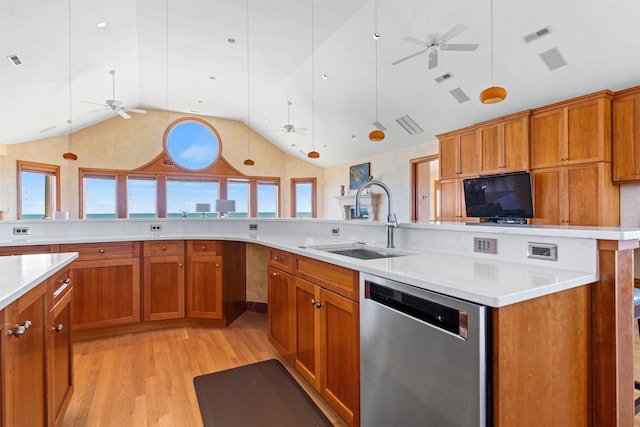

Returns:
360,273,489,427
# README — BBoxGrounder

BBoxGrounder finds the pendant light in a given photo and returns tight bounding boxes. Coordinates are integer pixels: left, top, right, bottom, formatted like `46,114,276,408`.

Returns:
307,0,320,159
243,0,255,166
479,0,507,104
62,0,77,160
369,0,385,142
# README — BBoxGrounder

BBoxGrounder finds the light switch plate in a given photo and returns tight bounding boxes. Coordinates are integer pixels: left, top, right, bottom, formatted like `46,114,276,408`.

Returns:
474,237,497,254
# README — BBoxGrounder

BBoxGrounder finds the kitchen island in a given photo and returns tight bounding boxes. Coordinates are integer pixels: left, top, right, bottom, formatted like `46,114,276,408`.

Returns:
0,218,637,426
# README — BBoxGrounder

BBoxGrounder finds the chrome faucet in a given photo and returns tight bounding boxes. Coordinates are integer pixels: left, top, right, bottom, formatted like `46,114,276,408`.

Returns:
355,180,399,248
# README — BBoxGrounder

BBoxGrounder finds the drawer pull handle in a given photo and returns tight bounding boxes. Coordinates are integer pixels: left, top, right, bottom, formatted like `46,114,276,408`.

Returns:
7,320,32,338
99,249,105,254
52,324,64,333
201,246,207,251
216,263,220,268
179,263,183,268
274,256,281,261
162,246,167,251
53,278,71,299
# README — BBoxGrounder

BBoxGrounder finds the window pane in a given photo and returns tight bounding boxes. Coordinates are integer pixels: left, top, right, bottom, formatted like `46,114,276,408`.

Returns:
257,181,278,218
295,182,313,218
228,180,249,217
167,179,218,218
21,171,48,219
166,121,220,170
128,177,157,218
84,176,116,219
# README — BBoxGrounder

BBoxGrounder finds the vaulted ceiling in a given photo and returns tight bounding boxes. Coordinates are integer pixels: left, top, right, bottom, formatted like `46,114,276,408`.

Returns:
1,0,639,167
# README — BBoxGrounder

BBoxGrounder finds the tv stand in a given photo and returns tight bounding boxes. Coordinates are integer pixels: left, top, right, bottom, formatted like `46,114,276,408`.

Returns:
482,218,529,225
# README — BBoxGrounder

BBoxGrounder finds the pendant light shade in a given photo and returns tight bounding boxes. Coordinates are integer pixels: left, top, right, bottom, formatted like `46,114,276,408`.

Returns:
63,152,78,160
243,158,255,165
369,129,385,141
480,86,507,104
307,150,320,159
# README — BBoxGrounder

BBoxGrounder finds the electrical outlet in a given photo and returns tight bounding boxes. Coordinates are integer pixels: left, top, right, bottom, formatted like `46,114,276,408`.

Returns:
249,223,258,232
527,242,558,261
150,224,162,232
474,237,497,254
13,227,29,235
331,227,340,236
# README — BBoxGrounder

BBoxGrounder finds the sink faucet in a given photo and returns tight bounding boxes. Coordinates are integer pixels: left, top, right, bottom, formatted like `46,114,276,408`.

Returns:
355,180,399,248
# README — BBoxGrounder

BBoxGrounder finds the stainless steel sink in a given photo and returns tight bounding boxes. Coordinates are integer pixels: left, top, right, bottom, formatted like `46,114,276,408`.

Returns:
302,243,408,260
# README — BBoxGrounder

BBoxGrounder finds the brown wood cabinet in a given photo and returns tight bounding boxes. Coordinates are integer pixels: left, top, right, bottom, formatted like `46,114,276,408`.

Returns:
142,240,185,321
530,91,612,169
531,162,619,226
438,178,479,222
0,244,59,256
438,126,478,179
186,241,223,319
2,282,47,427
46,269,74,427
267,248,295,364
61,242,141,331
478,111,530,174
612,86,640,182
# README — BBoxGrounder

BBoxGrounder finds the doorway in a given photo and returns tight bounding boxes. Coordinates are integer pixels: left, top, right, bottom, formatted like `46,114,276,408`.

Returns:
410,155,439,222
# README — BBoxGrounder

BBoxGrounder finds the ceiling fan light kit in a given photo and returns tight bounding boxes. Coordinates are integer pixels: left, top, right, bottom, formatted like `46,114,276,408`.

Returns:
480,86,507,104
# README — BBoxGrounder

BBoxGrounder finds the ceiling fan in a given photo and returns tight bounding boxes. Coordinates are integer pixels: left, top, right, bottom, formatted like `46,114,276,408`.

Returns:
392,23,479,70
82,70,147,119
274,101,307,135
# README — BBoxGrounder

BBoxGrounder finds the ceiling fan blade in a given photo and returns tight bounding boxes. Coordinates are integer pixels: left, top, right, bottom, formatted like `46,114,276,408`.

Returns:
440,23,468,42
440,43,479,51
116,109,132,119
392,49,428,65
124,108,147,114
428,49,438,69
82,100,108,107
89,107,109,113
401,35,426,46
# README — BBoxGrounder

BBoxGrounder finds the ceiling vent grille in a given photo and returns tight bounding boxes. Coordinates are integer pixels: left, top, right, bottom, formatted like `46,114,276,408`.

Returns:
39,126,56,133
450,87,470,103
539,47,567,71
523,26,552,43
435,72,454,83
395,115,423,135
7,54,23,66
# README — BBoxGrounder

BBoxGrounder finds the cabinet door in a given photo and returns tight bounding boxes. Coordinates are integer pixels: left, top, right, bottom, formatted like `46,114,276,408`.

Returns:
458,130,479,176
439,178,461,221
70,258,141,330
531,108,564,168
268,266,295,363
612,90,640,182
566,98,609,164
47,287,73,427
439,135,459,179
319,289,359,427
502,115,529,172
143,255,185,321
294,277,321,390
186,254,223,319
3,286,46,427
479,123,501,174
531,168,563,225
565,163,603,226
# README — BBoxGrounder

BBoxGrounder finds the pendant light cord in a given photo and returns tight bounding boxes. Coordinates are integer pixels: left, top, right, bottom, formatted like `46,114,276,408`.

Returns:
68,0,72,149
374,0,379,122
490,0,494,86
311,0,315,154
246,0,251,158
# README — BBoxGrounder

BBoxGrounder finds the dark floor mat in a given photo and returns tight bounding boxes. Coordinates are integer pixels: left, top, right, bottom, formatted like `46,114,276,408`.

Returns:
193,359,332,427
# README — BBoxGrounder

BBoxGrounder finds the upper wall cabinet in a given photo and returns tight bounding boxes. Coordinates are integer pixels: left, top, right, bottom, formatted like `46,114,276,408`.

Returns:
530,91,612,169
612,86,640,183
438,126,478,180
478,111,530,175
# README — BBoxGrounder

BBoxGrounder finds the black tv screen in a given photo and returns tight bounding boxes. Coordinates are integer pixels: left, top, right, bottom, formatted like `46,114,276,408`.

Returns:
463,172,534,219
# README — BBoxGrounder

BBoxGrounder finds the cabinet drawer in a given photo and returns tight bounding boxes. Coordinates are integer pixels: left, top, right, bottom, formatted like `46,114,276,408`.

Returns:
294,255,358,302
143,240,184,257
0,244,60,256
187,240,220,255
60,241,139,261
48,268,72,308
269,249,293,273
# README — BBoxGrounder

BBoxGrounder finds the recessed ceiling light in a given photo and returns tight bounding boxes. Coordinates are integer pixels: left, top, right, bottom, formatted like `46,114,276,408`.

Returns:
373,33,380,40
97,21,107,28
227,38,236,44
321,74,328,80
209,76,216,80
198,100,203,104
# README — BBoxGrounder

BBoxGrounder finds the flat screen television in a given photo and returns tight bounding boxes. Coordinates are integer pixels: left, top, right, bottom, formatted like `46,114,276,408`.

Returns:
462,172,534,222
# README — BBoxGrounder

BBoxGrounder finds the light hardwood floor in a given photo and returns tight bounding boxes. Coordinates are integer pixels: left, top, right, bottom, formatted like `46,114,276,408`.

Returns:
61,311,347,427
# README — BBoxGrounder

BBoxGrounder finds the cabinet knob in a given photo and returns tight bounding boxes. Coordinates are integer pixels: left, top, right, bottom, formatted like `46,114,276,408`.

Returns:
52,324,64,333
161,246,167,251
179,263,183,268
274,256,281,261
310,299,322,308
201,246,207,251
635,172,640,175
272,272,279,277
99,249,105,254
216,263,220,268
7,320,32,338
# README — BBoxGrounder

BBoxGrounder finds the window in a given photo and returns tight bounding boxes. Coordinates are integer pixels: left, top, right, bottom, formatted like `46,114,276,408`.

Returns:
17,161,60,220
228,179,250,217
257,181,278,218
84,175,116,219
165,119,220,170
291,178,316,218
128,177,157,218
167,179,218,218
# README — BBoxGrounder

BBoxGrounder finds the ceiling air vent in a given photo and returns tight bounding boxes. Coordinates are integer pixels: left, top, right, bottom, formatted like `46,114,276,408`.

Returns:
523,26,552,44
7,54,23,66
539,47,567,71
395,115,423,135
39,126,56,133
434,72,454,84
449,87,470,103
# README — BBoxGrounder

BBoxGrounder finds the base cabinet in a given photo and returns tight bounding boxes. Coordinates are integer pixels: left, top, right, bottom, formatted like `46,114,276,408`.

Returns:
267,265,295,364
142,241,185,321
186,241,223,319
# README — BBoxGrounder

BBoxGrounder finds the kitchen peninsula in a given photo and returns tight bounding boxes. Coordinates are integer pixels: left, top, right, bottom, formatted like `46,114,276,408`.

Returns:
0,217,637,426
